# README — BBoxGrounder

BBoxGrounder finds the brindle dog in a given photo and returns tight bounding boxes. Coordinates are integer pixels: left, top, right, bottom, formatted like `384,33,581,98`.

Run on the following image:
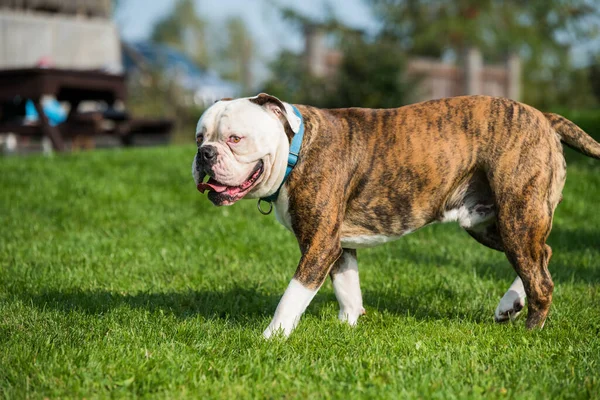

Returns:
193,94,600,337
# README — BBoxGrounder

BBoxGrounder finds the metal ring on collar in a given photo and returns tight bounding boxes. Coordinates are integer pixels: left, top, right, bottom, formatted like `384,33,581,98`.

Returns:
257,199,273,215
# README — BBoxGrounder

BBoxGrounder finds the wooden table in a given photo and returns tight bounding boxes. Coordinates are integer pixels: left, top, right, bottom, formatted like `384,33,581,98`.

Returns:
0,68,127,151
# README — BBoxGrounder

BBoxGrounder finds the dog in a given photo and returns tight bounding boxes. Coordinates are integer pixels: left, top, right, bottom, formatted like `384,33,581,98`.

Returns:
192,93,600,338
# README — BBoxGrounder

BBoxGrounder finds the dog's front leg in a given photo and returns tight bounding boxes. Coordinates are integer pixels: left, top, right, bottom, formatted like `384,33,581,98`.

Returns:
263,245,343,339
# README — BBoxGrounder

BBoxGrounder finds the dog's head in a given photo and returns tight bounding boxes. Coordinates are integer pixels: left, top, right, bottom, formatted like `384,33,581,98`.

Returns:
192,93,301,206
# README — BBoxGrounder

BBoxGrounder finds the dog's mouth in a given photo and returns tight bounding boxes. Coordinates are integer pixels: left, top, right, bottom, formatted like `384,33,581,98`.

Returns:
197,160,263,205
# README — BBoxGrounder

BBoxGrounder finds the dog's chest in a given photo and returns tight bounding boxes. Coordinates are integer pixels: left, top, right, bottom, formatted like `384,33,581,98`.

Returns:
273,186,293,232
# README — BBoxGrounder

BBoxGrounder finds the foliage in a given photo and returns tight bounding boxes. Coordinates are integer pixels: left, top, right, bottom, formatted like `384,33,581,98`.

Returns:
369,0,600,109
589,59,600,104
218,17,255,93
151,0,209,68
0,145,599,398
131,3,258,140
262,50,316,104
263,31,412,108
335,34,412,108
555,109,600,140
149,1,256,93
264,7,413,108
125,69,204,144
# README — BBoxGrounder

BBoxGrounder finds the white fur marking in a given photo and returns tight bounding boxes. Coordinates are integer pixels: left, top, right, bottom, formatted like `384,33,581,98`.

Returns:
332,252,364,325
442,205,494,228
273,186,293,232
495,276,526,322
282,102,301,133
340,232,411,249
263,279,317,339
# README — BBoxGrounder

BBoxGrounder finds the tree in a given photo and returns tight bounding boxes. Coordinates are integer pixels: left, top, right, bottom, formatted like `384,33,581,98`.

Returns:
151,0,209,67
369,0,600,108
590,59,600,105
150,3,256,91
263,10,412,108
220,17,255,93
334,34,411,108
263,49,333,107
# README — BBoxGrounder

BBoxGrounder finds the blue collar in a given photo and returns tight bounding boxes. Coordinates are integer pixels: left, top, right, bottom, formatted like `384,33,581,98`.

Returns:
260,105,304,204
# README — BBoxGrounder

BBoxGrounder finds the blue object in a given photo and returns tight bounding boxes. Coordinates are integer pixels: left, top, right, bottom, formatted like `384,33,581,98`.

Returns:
25,99,67,126
261,105,305,203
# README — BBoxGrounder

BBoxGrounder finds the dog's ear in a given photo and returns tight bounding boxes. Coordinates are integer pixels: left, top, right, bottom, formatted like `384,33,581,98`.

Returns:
249,93,301,141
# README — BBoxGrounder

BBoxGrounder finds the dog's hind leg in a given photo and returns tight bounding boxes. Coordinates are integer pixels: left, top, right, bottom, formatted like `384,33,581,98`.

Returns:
496,197,555,329
465,221,526,322
487,106,565,329
465,220,504,252
330,249,365,325
504,237,554,329
466,212,553,327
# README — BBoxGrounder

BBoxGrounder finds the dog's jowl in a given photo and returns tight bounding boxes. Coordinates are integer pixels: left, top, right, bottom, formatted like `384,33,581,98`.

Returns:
192,93,600,338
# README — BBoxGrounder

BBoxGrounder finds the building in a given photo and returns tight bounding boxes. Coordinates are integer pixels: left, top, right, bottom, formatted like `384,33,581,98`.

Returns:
0,0,121,70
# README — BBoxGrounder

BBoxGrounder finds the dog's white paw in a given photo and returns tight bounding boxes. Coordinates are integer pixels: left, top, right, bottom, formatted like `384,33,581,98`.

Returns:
262,326,277,340
263,279,316,339
494,289,525,323
263,322,293,339
338,307,366,326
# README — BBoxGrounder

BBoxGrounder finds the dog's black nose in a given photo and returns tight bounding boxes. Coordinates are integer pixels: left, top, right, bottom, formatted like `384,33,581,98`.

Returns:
199,145,217,162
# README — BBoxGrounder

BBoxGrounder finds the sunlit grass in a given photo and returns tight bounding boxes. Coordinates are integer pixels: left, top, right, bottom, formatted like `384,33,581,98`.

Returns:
1,145,598,398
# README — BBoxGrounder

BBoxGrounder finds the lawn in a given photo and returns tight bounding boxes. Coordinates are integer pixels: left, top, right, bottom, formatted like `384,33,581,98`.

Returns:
1,145,599,399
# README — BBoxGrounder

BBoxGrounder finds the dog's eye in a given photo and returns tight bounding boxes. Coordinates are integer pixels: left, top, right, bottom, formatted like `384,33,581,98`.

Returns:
229,135,242,144
196,134,203,145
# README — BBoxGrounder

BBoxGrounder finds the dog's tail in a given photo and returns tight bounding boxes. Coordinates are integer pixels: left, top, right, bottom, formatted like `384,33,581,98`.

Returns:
544,112,600,159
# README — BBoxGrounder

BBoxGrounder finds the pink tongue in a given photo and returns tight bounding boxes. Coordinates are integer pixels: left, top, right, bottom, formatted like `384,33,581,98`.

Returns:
197,178,229,193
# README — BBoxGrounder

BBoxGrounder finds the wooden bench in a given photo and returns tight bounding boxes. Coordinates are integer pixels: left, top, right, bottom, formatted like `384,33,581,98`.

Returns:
0,68,174,151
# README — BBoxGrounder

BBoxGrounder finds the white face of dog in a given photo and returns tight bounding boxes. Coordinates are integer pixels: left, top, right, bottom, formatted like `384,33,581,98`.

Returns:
192,94,301,206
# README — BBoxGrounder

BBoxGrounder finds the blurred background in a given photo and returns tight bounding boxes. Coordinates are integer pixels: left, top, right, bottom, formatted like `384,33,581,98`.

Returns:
0,0,599,152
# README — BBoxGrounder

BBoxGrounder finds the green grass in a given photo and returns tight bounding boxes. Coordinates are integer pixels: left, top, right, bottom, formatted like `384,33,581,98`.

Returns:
1,145,599,399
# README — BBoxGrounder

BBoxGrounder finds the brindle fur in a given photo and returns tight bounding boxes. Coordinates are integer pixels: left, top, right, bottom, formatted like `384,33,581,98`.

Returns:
271,95,600,329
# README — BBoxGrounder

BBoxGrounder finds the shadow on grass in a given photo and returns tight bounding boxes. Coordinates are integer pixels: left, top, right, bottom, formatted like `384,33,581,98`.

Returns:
10,227,598,325
548,226,600,254
17,287,281,323
362,287,494,323
563,147,600,167
385,226,600,285
16,286,497,325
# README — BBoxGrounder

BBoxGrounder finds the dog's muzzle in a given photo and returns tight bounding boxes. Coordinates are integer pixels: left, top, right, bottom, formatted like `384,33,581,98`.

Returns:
196,145,217,178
